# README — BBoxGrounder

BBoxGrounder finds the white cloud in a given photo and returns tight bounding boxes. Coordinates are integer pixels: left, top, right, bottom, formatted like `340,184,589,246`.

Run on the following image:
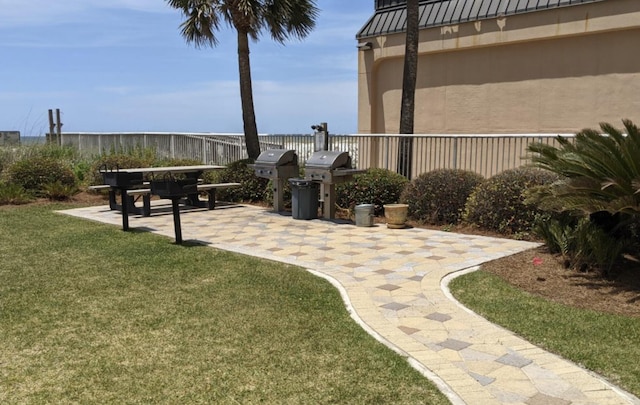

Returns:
0,0,171,28
252,80,358,134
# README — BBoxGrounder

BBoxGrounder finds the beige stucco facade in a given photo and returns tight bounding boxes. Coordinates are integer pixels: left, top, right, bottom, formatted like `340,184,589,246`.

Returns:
358,0,640,134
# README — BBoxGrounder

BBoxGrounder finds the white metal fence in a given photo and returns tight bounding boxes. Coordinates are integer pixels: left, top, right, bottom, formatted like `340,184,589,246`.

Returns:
60,132,573,178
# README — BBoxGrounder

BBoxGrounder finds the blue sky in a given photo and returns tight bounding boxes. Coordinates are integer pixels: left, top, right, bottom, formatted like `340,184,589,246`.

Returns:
0,1,372,136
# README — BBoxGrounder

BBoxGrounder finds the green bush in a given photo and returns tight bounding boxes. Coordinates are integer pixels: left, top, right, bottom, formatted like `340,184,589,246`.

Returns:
42,181,79,201
264,178,295,210
155,157,203,167
534,216,627,275
528,120,640,270
1,144,85,182
335,168,409,216
464,167,559,236
400,169,483,225
0,182,33,205
528,120,640,221
8,157,76,196
210,159,269,203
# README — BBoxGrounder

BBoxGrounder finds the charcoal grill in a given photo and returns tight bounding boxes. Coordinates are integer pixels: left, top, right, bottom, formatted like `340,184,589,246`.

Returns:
102,171,143,188
150,178,198,199
100,166,145,231
250,149,299,212
150,176,199,244
304,151,365,219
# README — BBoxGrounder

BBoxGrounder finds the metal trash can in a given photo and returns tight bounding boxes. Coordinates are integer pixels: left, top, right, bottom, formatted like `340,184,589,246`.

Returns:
355,204,374,227
289,178,319,220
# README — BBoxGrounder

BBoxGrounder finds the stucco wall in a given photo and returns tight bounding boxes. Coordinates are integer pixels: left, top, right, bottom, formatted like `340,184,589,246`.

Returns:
358,0,640,134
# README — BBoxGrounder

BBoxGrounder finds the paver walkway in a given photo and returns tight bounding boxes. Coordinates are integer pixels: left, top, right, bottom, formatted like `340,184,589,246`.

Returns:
61,203,640,405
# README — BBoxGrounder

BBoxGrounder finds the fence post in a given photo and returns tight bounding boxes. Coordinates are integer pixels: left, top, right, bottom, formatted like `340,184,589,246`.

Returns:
452,137,458,170
202,137,206,164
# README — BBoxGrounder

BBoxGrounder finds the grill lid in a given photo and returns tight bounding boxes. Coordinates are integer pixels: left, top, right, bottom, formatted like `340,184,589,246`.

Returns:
305,151,351,170
255,149,297,166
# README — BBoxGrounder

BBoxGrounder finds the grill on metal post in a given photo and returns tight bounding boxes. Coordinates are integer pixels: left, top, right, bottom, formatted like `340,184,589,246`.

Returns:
304,151,365,219
249,149,299,212
150,175,198,244
101,166,144,232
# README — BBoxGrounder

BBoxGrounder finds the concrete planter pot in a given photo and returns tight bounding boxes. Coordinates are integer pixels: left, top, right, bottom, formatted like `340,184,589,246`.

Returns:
383,203,408,229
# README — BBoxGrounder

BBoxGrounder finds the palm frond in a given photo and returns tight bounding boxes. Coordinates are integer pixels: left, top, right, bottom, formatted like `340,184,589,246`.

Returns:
167,0,222,47
527,120,640,217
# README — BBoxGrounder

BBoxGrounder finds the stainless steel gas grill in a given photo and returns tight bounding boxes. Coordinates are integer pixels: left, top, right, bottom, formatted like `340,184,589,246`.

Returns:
250,149,299,212
304,151,365,219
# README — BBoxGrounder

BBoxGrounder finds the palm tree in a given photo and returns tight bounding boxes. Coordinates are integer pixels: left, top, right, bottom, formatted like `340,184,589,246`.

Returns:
398,0,419,178
166,0,319,160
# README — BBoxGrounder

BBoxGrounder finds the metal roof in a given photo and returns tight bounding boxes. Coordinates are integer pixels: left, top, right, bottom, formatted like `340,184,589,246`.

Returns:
357,0,605,39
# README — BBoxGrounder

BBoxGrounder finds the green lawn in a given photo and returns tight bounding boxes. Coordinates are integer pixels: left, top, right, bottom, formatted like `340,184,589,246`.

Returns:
449,270,640,396
0,204,449,404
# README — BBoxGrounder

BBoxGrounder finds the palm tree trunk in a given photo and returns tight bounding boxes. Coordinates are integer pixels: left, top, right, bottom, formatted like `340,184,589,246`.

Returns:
237,29,261,160
398,0,419,179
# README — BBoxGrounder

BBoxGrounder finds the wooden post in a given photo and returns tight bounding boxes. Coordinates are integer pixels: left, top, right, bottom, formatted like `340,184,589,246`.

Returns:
48,109,55,144
55,109,62,145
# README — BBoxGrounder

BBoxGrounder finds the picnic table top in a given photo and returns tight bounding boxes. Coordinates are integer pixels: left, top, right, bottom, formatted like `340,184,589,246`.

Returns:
101,165,225,174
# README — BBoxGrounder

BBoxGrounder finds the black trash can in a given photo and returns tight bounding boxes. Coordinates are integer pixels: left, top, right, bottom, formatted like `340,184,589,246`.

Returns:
289,178,319,220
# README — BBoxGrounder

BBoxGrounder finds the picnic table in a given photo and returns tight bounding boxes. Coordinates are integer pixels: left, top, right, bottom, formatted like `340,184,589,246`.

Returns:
95,165,239,241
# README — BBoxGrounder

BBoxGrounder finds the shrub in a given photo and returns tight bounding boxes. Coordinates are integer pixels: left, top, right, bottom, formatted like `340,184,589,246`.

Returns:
264,178,295,210
210,159,269,203
42,181,79,201
8,157,76,196
464,167,559,235
534,216,627,276
400,169,483,225
528,119,640,221
0,182,33,205
72,161,92,184
156,157,203,167
335,168,409,216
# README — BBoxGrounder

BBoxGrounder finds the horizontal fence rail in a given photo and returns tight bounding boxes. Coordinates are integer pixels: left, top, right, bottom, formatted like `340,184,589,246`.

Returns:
61,132,574,179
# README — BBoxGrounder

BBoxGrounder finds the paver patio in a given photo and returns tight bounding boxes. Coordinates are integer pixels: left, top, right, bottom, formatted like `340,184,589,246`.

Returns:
61,203,640,405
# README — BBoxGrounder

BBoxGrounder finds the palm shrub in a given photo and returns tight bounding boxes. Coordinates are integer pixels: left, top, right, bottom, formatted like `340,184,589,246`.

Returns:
463,167,559,236
335,168,409,216
401,169,483,225
0,182,33,205
8,156,77,197
528,119,640,272
534,216,627,275
42,181,80,201
528,119,640,221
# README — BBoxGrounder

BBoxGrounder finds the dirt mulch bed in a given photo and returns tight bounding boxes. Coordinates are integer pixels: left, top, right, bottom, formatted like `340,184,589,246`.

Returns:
480,246,640,318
